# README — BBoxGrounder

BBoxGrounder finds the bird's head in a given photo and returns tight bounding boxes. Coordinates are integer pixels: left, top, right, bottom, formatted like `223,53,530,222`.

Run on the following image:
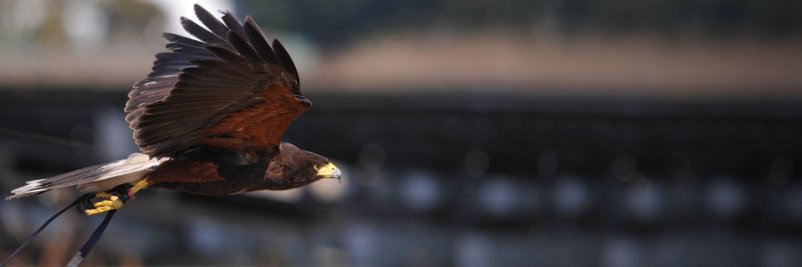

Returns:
264,143,342,190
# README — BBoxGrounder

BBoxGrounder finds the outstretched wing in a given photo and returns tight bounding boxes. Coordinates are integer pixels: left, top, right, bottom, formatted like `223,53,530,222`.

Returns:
125,4,309,158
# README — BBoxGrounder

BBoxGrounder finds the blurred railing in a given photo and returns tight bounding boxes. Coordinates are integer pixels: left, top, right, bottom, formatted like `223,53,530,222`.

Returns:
1,88,801,266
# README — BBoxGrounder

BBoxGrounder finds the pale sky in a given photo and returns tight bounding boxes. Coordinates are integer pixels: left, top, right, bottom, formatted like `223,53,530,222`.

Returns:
139,0,236,36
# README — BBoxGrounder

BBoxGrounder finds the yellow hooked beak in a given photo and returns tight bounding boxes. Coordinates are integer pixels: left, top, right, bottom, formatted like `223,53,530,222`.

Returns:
315,162,342,180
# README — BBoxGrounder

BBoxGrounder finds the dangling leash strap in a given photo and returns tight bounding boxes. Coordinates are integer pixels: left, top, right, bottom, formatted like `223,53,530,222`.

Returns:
1,195,120,267
0,197,82,267
65,209,117,267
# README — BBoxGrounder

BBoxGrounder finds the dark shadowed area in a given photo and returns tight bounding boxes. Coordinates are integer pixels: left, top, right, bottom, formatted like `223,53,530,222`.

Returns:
1,0,801,266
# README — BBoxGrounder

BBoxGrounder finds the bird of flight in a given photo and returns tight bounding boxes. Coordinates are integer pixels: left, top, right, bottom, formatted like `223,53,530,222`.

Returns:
2,4,340,266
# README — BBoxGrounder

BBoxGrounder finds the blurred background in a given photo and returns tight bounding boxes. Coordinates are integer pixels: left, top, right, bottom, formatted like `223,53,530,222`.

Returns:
1,0,802,266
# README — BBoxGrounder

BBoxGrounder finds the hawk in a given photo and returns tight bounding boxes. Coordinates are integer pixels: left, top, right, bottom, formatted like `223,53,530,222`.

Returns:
7,4,341,215
3,5,342,265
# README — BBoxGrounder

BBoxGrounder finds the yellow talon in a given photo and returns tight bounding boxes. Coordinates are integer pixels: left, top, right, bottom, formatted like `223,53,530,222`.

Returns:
131,179,150,194
95,192,113,198
81,179,149,216
83,192,125,216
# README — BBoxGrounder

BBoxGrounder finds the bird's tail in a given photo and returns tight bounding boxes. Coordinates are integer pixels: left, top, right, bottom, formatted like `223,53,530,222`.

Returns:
7,153,164,200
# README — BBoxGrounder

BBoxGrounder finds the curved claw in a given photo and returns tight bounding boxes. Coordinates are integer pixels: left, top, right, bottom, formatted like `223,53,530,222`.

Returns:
83,193,125,216
77,180,149,216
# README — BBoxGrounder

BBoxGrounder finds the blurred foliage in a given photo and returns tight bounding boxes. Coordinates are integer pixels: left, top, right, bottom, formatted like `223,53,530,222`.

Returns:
240,0,802,45
0,0,162,47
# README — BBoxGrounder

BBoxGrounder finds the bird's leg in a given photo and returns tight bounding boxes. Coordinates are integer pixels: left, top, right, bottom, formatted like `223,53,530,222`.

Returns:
79,179,150,216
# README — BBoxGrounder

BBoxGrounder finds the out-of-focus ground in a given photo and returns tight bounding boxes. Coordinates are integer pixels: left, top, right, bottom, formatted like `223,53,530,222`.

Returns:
3,34,802,98
316,34,802,96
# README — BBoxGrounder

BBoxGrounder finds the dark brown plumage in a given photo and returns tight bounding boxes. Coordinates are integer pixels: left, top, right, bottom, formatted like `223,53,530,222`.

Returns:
126,5,305,158
0,6,341,266
8,4,341,202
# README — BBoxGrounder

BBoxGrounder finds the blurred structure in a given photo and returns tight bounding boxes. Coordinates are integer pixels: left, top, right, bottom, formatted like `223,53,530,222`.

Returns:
1,0,801,266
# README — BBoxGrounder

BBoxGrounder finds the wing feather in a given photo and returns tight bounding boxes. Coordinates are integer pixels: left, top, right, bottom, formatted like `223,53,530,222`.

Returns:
163,32,205,47
272,39,300,91
126,4,307,157
221,12,247,39
227,31,262,65
193,4,229,37
180,17,228,47
244,16,279,64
